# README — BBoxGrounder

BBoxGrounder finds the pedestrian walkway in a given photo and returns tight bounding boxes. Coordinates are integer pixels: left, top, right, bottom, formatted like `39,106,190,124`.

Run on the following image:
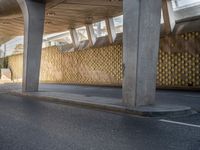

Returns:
0,83,199,116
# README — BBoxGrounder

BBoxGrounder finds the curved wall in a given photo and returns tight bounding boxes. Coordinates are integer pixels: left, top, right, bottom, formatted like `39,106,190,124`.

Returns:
7,31,200,89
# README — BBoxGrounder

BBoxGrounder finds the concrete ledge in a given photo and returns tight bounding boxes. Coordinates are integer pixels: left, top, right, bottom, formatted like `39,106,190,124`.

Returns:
8,91,195,117
133,105,193,117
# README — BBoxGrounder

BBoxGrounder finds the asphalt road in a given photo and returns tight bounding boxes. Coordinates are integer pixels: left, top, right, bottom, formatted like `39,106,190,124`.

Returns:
0,93,200,150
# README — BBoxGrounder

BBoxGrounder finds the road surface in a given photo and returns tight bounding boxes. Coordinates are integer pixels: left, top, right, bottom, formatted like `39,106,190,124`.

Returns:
0,93,199,150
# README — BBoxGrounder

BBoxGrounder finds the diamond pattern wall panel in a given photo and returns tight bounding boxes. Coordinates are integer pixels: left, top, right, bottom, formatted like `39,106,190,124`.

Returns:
7,32,200,89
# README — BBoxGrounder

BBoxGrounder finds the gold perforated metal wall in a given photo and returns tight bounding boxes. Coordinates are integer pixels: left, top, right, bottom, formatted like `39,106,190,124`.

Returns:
8,53,23,81
157,51,200,87
158,32,200,88
7,32,200,89
61,45,122,85
8,44,123,86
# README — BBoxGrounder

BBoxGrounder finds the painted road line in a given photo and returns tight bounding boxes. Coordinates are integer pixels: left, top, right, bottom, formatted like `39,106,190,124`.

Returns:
159,119,200,128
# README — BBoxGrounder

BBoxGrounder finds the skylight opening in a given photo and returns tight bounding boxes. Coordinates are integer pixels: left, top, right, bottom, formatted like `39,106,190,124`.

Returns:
113,15,123,34
76,26,88,41
172,0,200,10
93,21,108,38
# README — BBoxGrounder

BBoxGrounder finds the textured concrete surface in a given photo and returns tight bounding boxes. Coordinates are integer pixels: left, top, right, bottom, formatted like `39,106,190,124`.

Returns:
19,0,45,92
0,83,200,112
156,90,200,112
12,91,193,117
0,83,199,117
41,85,200,113
123,0,162,107
0,93,199,150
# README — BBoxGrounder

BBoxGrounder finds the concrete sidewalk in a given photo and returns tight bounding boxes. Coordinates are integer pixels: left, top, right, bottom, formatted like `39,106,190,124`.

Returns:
0,83,199,116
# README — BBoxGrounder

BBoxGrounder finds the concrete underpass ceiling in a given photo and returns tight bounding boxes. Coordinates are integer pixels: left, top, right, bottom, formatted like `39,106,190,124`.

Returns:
0,0,123,43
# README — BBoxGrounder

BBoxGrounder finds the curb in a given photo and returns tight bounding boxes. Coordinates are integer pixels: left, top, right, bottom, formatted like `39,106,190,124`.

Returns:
8,91,195,118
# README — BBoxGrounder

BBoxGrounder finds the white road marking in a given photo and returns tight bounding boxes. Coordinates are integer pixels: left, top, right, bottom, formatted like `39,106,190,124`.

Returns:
159,119,200,128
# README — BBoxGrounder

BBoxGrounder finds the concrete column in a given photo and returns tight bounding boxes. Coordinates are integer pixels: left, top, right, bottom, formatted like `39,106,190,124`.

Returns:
162,0,175,34
3,44,6,67
3,44,6,58
17,0,45,92
105,18,116,43
86,24,96,46
70,28,79,49
123,0,162,108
